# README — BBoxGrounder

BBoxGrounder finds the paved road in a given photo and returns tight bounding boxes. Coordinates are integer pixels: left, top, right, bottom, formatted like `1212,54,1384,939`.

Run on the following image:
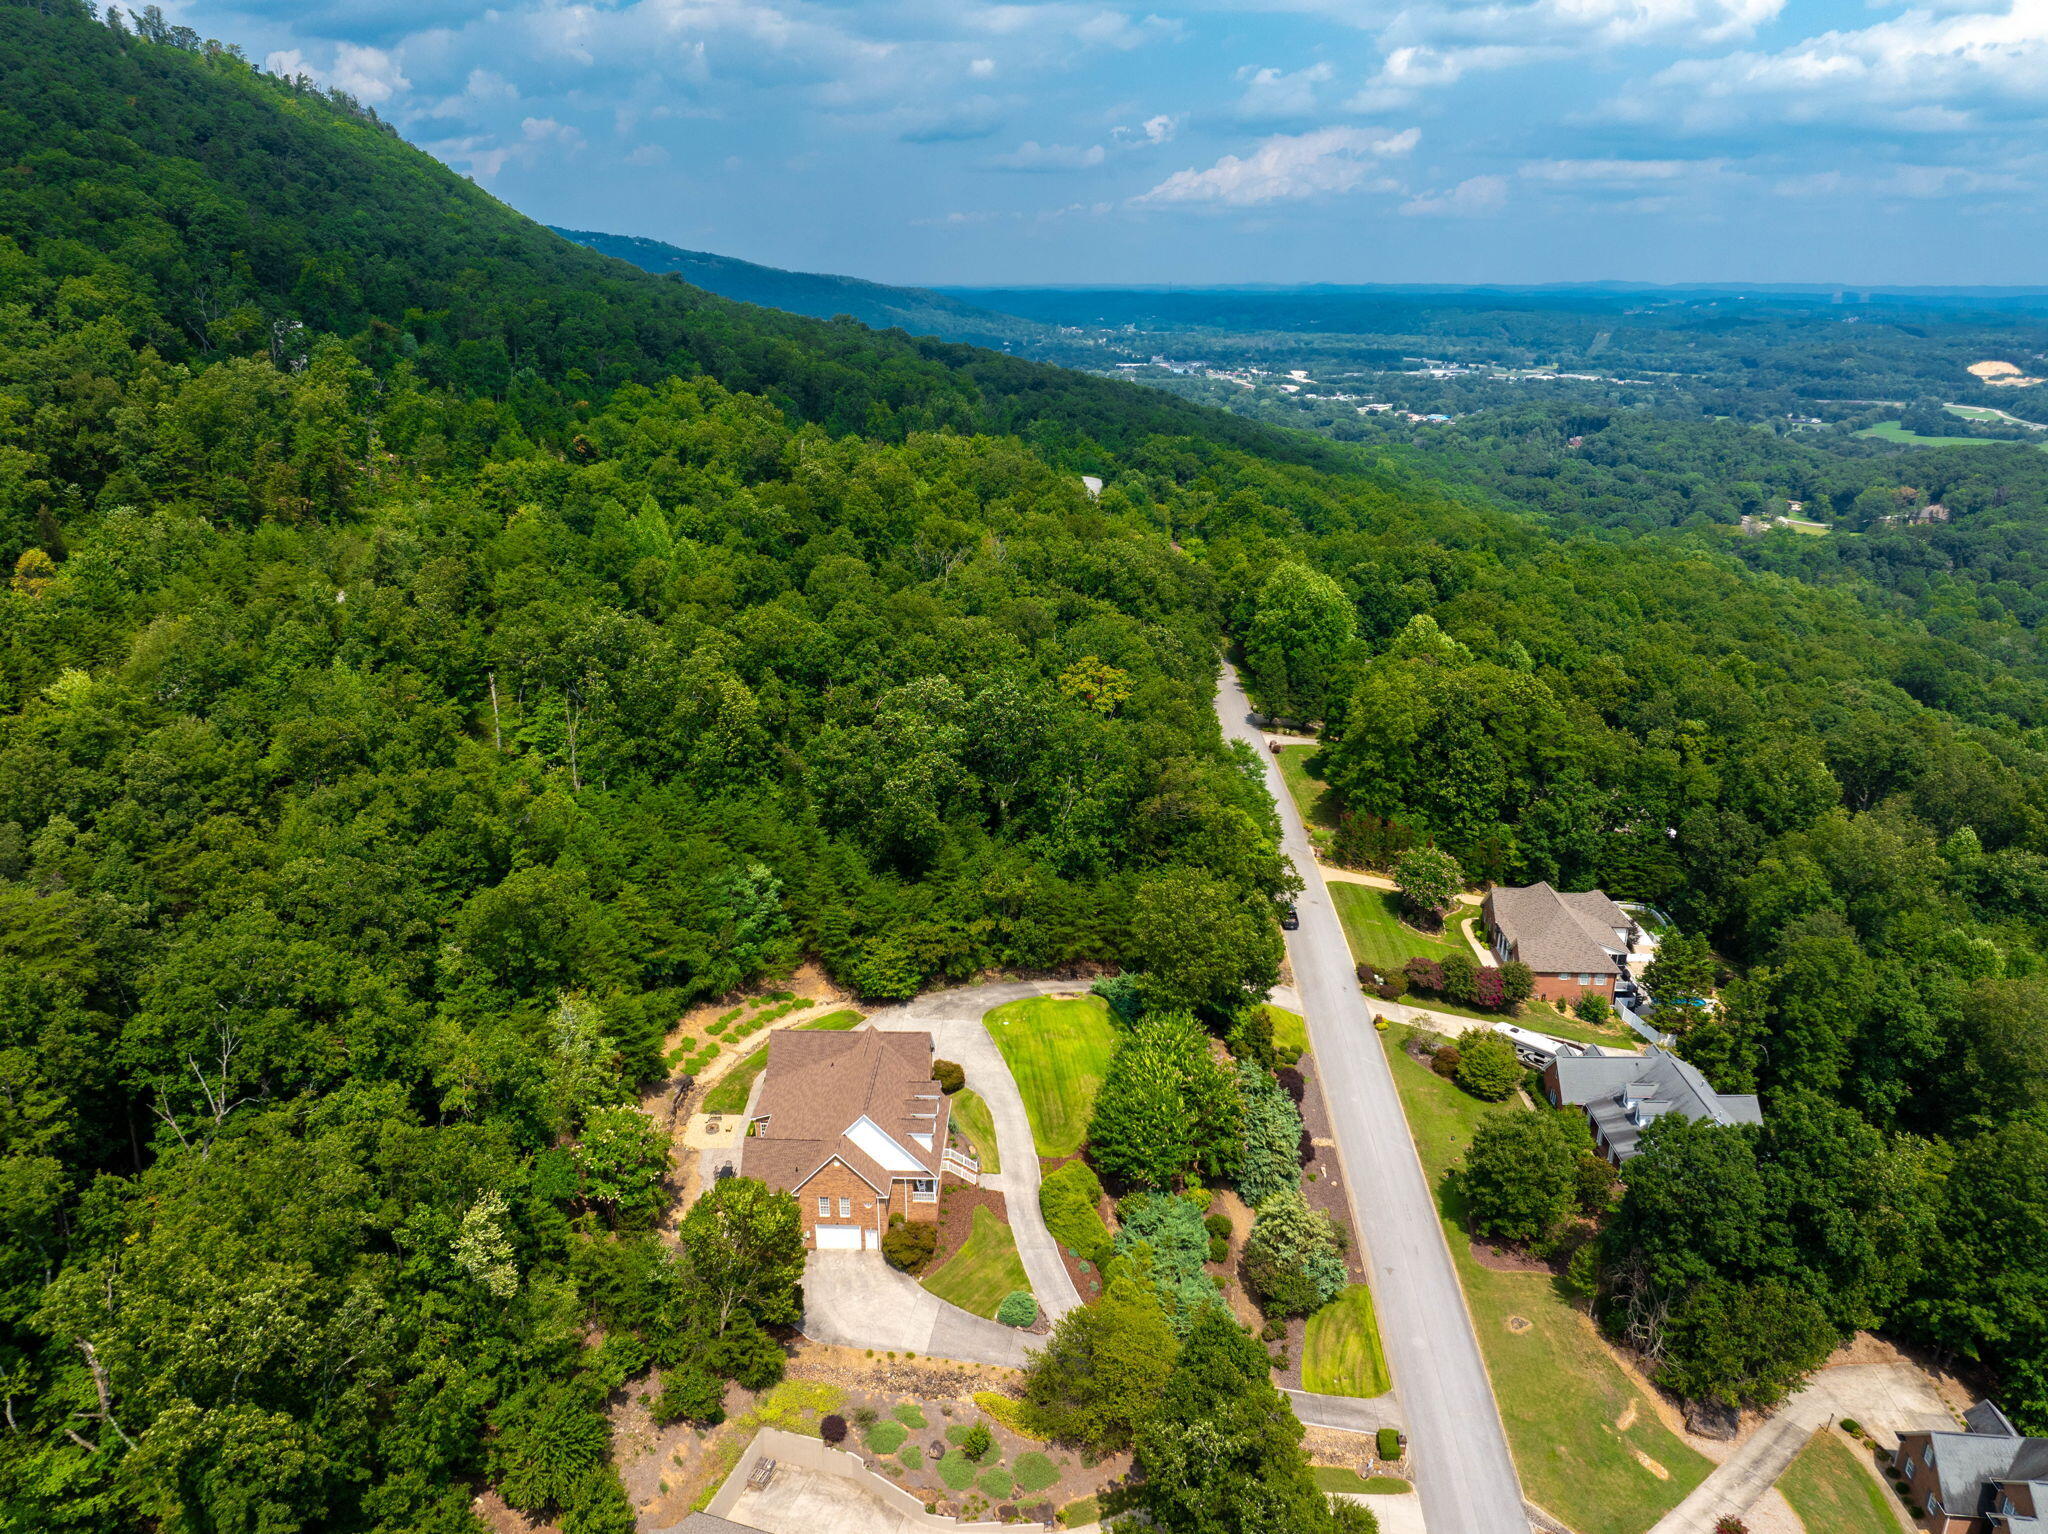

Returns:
865,979,1085,1320
1216,662,1529,1534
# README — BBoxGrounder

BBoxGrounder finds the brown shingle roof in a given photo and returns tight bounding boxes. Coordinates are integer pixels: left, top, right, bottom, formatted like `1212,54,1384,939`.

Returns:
1484,882,1632,975
739,1028,949,1196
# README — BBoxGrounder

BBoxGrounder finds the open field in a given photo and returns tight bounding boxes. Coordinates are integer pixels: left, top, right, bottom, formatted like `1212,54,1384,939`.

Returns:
1776,1428,1905,1534
1303,1284,1392,1398
922,1205,1031,1319
1856,421,2004,447
949,1088,1001,1173
1380,1022,1711,1534
1329,883,1479,974
984,995,1120,1157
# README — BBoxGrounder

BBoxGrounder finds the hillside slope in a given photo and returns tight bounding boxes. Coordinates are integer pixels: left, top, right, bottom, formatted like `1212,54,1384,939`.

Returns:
551,226,1051,349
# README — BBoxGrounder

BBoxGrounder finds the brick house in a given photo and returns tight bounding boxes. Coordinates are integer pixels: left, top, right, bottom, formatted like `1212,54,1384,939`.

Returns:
1896,1402,2048,1532
738,1028,953,1251
1480,882,1652,1005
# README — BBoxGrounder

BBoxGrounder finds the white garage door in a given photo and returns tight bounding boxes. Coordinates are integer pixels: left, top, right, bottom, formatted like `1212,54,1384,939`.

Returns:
814,1224,864,1250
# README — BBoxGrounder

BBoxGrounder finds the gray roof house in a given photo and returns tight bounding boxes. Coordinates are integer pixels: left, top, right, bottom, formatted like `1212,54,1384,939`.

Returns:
1897,1401,2048,1532
1542,1045,1762,1163
1480,882,1656,1004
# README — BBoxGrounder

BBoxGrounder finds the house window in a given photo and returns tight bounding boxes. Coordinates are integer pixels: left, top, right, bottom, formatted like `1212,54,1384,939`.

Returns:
1578,974,1592,986
838,1197,852,1218
1927,1494,1943,1516
816,1196,830,1217
1900,1456,1915,1478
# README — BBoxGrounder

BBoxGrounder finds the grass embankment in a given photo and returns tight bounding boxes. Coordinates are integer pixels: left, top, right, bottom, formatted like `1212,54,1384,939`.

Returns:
1379,1022,1711,1534
1266,1004,1309,1059
1274,744,1341,855
984,995,1119,1157
950,1088,1001,1174
700,1008,867,1114
1310,1467,1409,1494
922,1206,1031,1319
1302,1285,1391,1398
1330,883,1480,974
1776,1429,1904,1534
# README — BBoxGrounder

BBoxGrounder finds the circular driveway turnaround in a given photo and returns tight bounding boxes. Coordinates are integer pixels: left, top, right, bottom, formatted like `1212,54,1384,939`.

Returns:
800,1250,1034,1369
1216,662,1531,1534
862,981,1086,1321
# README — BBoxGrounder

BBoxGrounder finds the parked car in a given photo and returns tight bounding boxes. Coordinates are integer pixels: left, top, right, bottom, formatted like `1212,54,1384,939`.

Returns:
1280,903,1300,930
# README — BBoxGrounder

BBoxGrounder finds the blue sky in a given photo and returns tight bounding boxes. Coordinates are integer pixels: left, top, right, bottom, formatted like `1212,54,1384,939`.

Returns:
165,0,2048,287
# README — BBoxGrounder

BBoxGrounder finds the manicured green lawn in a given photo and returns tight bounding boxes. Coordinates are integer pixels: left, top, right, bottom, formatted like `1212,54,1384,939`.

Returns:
922,1206,1031,1319
983,996,1120,1157
801,1008,865,1031
1309,1467,1410,1494
1330,884,1478,974
1777,1428,1903,1534
950,1088,1001,1174
1266,1004,1309,1059
1302,1285,1391,1398
702,1046,768,1115
1275,744,1340,854
1380,1023,1711,1534
1855,421,1993,447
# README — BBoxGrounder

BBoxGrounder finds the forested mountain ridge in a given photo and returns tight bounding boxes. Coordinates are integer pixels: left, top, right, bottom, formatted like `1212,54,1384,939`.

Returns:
4,1,2048,1530
549,227,1053,352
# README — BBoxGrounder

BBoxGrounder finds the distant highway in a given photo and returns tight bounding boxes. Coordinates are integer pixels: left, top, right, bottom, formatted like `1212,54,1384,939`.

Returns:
1215,663,1530,1534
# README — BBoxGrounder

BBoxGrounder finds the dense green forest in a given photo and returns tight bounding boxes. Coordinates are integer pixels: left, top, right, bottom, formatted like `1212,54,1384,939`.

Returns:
5,2,2048,1531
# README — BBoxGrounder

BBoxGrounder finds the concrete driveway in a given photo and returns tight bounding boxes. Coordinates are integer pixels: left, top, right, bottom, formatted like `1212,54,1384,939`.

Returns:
800,1250,1036,1369
863,981,1085,1321
1645,1362,1951,1534
1216,663,1529,1534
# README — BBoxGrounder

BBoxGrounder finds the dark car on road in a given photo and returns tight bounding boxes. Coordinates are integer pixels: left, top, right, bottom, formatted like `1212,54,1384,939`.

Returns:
1280,903,1300,930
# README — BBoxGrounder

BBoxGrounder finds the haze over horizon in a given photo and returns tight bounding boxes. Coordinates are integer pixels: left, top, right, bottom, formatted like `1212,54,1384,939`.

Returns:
151,0,2048,294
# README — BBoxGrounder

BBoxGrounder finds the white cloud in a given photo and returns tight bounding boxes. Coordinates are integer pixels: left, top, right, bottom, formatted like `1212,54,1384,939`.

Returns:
969,56,996,76
1518,158,1699,182
265,42,411,104
1234,60,1335,118
1134,125,1419,207
986,139,1108,170
1113,113,1178,143
624,143,671,166
1399,173,1507,216
1618,0,2048,130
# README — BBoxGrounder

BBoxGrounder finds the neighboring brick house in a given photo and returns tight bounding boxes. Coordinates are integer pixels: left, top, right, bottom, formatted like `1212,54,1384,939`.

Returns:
738,1028,952,1251
1896,1402,2048,1532
1481,882,1650,1004
1541,1045,1761,1164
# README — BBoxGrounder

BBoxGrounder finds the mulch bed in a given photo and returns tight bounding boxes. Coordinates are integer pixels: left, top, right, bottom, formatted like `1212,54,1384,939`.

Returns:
1469,1239,1554,1274
929,1182,1008,1268
1267,1048,1373,1392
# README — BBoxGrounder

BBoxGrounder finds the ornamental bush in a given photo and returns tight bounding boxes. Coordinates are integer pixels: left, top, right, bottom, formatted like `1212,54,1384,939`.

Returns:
933,1058,966,1094
865,1419,909,1455
997,1291,1039,1328
820,1414,848,1444
1454,1031,1520,1101
1239,1186,1347,1319
882,1218,938,1273
1377,1428,1401,1461
1235,1063,1306,1206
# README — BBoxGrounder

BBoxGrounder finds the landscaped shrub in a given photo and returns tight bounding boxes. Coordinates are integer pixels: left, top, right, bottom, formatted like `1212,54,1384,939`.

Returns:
997,1291,1039,1328
1839,1418,1862,1436
1405,957,1445,995
978,1468,1014,1499
893,1403,928,1429
1439,950,1479,1004
882,1218,938,1273
972,1391,1049,1442
1453,1031,1520,1102
866,1419,909,1455
1236,1063,1306,1206
933,1059,966,1094
820,1414,847,1444
1712,1519,1748,1534
1113,1192,1216,1319
1207,1235,1229,1262
1225,1005,1274,1069
1273,1066,1307,1104
1040,1162,1114,1266
1203,1213,1233,1241
1090,973,1144,1025
1430,1043,1461,1078
1240,1187,1347,1318
958,1422,996,1461
898,1444,923,1474
1376,1428,1401,1461
653,1367,725,1427
1013,1452,1059,1494
852,1406,878,1429
938,1448,977,1490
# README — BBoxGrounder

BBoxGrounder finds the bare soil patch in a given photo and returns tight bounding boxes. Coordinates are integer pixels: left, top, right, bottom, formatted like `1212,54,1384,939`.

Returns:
1470,1238,1554,1275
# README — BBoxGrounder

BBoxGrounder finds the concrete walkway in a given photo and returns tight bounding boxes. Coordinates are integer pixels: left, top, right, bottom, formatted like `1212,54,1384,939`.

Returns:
1287,1387,1404,1433
864,980,1085,1320
1220,663,1530,1534
1644,1362,1951,1534
799,1250,1036,1368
